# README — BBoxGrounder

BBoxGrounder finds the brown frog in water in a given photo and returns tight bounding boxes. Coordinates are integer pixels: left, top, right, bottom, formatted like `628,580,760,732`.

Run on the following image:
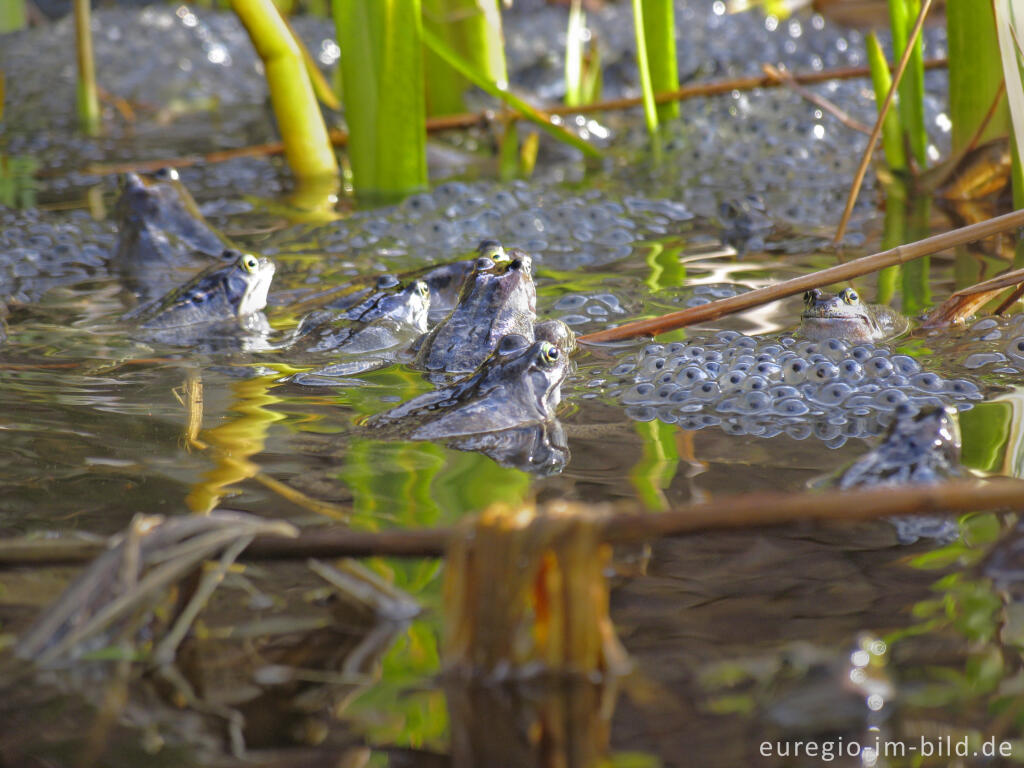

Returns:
414,250,539,374
114,168,235,301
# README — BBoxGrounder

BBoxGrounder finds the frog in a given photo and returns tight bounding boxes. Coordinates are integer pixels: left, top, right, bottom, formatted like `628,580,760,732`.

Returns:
834,404,964,543
413,250,537,374
296,279,430,354
295,240,508,322
127,250,275,332
799,287,909,343
114,168,235,300
366,334,570,443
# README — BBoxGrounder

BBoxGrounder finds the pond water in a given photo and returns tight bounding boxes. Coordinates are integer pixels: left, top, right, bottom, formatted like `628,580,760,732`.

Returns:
2,2,1023,766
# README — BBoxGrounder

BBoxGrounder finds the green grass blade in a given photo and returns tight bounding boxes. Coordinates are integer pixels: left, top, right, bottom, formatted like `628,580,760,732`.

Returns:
0,0,26,33
946,0,1009,154
993,0,1024,206
73,0,100,136
333,0,427,199
631,0,659,135
423,0,507,117
565,0,586,107
420,23,600,158
888,0,927,167
866,32,906,172
641,0,679,121
234,0,338,180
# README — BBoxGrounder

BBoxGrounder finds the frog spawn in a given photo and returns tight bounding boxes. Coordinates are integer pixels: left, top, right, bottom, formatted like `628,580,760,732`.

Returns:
611,331,983,447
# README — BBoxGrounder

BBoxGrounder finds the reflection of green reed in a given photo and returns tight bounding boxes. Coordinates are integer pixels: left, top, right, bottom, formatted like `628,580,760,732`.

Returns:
644,239,686,293
186,373,286,514
347,617,449,752
336,365,530,529
959,389,1024,476
0,155,38,209
630,419,679,511
887,514,1015,721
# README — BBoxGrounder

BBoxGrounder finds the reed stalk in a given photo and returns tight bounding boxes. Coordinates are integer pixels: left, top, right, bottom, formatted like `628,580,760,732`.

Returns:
423,0,507,117
947,0,1009,154
579,206,1024,343
630,0,659,135
333,0,427,199
640,0,679,122
888,0,928,167
233,0,338,180
421,23,601,158
0,0,26,33
74,0,101,136
866,32,907,172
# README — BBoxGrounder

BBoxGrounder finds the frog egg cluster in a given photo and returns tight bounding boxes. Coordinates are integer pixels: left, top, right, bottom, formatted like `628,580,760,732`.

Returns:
0,209,115,302
920,313,1024,381
610,332,983,447
267,182,694,273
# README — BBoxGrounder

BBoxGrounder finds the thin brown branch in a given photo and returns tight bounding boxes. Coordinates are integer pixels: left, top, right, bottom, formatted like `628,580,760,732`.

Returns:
5,476,1024,566
834,0,934,244
923,265,1024,326
84,58,948,177
577,207,1024,343
762,63,871,134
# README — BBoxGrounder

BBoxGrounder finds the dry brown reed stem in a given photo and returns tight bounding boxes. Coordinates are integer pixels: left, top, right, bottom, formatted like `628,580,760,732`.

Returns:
84,59,948,176
761,63,871,134
923,264,1024,326
833,0,934,244
5,476,1024,566
577,207,1024,344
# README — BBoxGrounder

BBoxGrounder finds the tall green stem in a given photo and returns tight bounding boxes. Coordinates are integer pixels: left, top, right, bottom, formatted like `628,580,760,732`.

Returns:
631,0,659,135
0,0,26,33
234,0,338,181
641,0,679,122
423,0,507,117
74,0,100,136
334,0,427,200
888,0,927,167
947,0,1009,153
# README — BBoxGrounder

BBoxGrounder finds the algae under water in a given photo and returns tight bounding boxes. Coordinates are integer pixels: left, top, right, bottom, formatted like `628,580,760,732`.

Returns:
1,2,1023,767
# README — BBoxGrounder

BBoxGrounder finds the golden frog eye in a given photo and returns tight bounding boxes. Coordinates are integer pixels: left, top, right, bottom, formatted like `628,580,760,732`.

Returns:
803,290,814,306
476,239,508,262
842,288,859,304
539,342,560,366
414,280,430,298
242,254,260,274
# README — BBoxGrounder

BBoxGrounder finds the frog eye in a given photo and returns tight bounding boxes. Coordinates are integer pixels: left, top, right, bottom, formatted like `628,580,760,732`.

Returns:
476,239,507,261
474,256,495,272
414,280,430,298
803,291,813,305
539,342,560,366
241,254,260,273
842,288,860,304
154,167,179,181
